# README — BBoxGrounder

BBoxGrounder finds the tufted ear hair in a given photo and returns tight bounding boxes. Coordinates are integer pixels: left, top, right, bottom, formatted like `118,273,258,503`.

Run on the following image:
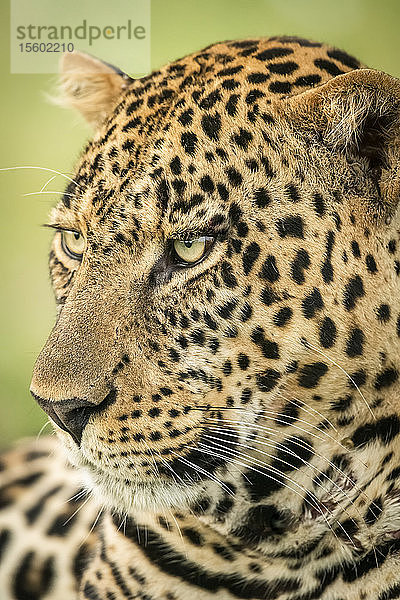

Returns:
57,51,133,128
285,69,400,212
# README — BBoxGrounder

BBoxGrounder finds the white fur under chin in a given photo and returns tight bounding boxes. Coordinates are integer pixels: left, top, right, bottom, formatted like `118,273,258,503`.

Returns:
83,467,201,514
59,433,201,514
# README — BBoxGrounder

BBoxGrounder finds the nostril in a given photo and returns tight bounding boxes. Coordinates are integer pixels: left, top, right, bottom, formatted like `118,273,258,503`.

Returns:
31,387,117,446
32,395,96,445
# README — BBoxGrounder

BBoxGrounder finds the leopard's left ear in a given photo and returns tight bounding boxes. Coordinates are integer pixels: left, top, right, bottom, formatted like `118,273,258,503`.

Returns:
57,51,133,128
285,69,400,213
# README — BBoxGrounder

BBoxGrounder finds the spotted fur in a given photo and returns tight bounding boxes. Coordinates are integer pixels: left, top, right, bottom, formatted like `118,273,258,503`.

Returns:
2,36,400,599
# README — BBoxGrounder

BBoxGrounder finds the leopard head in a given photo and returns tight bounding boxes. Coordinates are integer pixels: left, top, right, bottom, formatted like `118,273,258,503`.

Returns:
31,41,400,527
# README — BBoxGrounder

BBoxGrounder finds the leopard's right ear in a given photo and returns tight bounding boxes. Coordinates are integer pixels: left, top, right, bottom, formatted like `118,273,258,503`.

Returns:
284,69,400,215
57,51,133,128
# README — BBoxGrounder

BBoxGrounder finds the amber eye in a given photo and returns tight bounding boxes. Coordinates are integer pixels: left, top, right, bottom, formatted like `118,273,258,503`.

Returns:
172,237,214,265
61,230,85,260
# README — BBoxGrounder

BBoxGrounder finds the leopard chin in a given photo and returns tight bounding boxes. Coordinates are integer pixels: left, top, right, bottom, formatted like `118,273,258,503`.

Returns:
83,468,201,514
60,428,202,513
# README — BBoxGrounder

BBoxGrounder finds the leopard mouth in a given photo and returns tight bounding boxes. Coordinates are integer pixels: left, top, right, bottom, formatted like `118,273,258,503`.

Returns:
58,419,236,512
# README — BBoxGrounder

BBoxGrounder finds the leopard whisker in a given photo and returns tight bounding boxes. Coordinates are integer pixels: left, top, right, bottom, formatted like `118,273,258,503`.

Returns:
275,391,338,433
39,174,57,192
206,417,380,516
210,420,379,511
304,340,375,420
63,493,93,527
254,400,370,470
36,419,52,441
193,442,319,511
156,453,186,488
0,165,82,190
192,442,354,549
23,190,76,198
167,509,187,556
203,429,365,524
66,488,89,504
78,504,104,551
201,403,368,470
143,440,161,479
169,450,234,497
204,412,356,462
194,441,356,549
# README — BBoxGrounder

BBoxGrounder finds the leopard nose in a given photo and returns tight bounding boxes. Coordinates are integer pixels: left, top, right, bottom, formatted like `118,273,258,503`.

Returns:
31,388,117,445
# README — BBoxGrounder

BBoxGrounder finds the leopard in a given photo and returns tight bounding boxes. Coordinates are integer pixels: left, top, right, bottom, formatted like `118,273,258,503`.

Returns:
2,35,400,600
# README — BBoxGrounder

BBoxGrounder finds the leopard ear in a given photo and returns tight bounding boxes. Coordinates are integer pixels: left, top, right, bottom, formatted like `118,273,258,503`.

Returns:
58,51,133,128
285,69,400,212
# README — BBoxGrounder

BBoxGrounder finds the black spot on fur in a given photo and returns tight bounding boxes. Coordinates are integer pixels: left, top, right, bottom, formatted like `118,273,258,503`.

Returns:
346,328,364,357
273,436,314,471
251,327,279,359
260,286,279,306
375,368,399,390
12,551,55,600
312,193,325,217
319,317,336,348
351,241,361,258
298,363,328,388
256,370,281,392
273,307,293,327
226,94,240,116
276,216,304,238
181,132,197,155
269,81,292,94
254,188,271,208
0,529,11,563
233,504,294,545
226,167,243,187
376,304,390,323
366,254,378,273
352,415,400,447
256,47,294,61
243,469,285,502
286,184,300,202
327,49,359,69
259,255,280,282
242,243,261,275
201,113,221,140
343,275,365,311
321,231,334,284
314,58,345,76
291,249,310,284
302,288,324,319
232,128,253,150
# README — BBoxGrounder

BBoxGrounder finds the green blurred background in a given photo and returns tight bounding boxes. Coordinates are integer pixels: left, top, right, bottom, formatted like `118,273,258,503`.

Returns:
1,0,400,446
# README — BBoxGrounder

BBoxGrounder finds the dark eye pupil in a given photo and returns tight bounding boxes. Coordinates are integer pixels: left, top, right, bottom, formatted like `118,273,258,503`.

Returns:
74,233,80,241
184,241,193,248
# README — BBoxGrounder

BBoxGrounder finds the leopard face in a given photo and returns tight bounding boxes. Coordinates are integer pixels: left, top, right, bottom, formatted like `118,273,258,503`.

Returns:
30,37,400,529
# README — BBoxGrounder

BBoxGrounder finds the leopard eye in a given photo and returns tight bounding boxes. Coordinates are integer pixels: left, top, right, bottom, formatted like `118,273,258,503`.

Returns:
172,236,214,265
61,230,85,260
